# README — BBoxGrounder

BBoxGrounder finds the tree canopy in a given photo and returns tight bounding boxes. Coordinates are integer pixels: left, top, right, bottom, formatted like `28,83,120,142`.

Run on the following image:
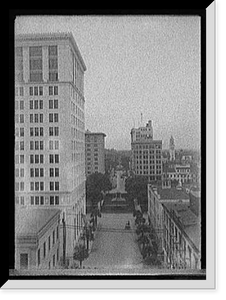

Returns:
125,176,149,211
86,173,112,208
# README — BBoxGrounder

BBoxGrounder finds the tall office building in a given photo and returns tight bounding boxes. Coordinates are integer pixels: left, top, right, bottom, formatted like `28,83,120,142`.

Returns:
131,120,162,181
85,130,106,176
15,33,86,265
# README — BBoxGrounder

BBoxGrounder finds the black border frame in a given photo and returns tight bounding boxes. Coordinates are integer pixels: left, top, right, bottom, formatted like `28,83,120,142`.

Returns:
7,5,212,286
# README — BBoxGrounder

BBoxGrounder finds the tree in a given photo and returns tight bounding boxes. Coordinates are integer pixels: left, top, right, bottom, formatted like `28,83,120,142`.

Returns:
86,172,112,209
73,244,88,268
125,176,149,211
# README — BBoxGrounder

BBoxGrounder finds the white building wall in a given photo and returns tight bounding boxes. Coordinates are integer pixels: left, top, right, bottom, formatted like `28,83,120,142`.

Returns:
15,33,86,266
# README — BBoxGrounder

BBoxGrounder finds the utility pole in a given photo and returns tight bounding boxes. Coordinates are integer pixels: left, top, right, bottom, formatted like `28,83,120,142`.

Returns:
62,213,66,266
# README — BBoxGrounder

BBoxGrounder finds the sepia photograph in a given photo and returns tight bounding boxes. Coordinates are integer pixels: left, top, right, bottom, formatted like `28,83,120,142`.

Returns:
6,5,216,289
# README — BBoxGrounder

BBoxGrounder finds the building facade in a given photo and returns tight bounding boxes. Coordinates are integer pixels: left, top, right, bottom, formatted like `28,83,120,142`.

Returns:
162,203,201,269
131,120,162,181
163,163,193,183
15,33,87,265
147,182,201,269
85,131,106,176
15,208,61,270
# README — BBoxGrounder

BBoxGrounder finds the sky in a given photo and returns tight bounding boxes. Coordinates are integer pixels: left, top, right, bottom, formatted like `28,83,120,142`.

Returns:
15,15,201,151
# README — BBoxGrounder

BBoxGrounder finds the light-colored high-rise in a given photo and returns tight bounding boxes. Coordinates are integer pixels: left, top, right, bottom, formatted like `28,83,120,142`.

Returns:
15,32,86,265
131,120,162,181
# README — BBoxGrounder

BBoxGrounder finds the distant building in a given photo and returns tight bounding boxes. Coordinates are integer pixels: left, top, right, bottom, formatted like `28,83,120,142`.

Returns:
15,208,61,270
131,120,153,142
181,154,193,163
131,120,162,181
169,136,175,161
147,182,201,269
85,131,106,175
162,161,200,184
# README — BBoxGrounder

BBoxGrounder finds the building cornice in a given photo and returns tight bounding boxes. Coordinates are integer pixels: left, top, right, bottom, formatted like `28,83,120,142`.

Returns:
85,132,106,137
131,140,162,144
15,32,86,72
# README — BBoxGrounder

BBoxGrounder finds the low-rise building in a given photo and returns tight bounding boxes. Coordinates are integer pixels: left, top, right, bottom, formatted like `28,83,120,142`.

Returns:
162,202,201,269
15,208,61,270
147,181,190,253
163,162,193,183
147,181,201,269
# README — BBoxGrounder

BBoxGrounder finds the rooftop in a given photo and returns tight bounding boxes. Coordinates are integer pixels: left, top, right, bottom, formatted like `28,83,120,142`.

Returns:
163,203,201,251
85,130,106,137
190,190,201,198
156,186,190,201
131,140,162,144
15,208,61,236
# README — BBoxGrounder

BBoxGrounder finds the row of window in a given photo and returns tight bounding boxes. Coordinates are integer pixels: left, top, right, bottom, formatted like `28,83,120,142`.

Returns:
86,155,99,161
15,114,25,123
30,195,60,206
16,127,61,139
30,100,43,110
136,171,162,176
30,181,59,191
29,45,58,83
136,164,162,169
30,168,44,177
15,87,24,97
15,85,58,97
16,127,59,138
29,99,59,110
134,150,162,154
29,127,59,137
29,168,60,177
30,154,60,164
15,182,25,191
135,156,162,160
15,195,61,206
15,168,24,177
15,196,25,205
15,99,59,110
86,144,99,148
15,154,25,164
15,141,25,151
87,157,99,162
135,160,162,165
133,145,162,150
15,100,24,110
30,141,44,150
15,154,61,164
87,161,99,166
85,137,100,143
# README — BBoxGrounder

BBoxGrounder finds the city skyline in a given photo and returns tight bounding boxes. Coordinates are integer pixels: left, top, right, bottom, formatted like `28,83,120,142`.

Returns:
15,15,201,151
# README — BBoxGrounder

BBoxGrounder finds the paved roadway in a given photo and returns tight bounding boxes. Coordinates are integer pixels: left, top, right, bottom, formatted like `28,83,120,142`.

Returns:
83,213,143,270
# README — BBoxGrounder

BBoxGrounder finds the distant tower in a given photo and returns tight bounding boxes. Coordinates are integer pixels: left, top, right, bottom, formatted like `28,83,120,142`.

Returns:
169,136,175,161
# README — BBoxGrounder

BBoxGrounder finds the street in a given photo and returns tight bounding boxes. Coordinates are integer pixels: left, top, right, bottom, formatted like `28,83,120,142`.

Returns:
83,213,143,270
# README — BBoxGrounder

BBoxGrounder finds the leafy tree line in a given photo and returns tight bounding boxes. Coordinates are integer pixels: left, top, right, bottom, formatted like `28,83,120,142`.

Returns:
133,209,162,267
125,176,149,212
86,172,112,209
